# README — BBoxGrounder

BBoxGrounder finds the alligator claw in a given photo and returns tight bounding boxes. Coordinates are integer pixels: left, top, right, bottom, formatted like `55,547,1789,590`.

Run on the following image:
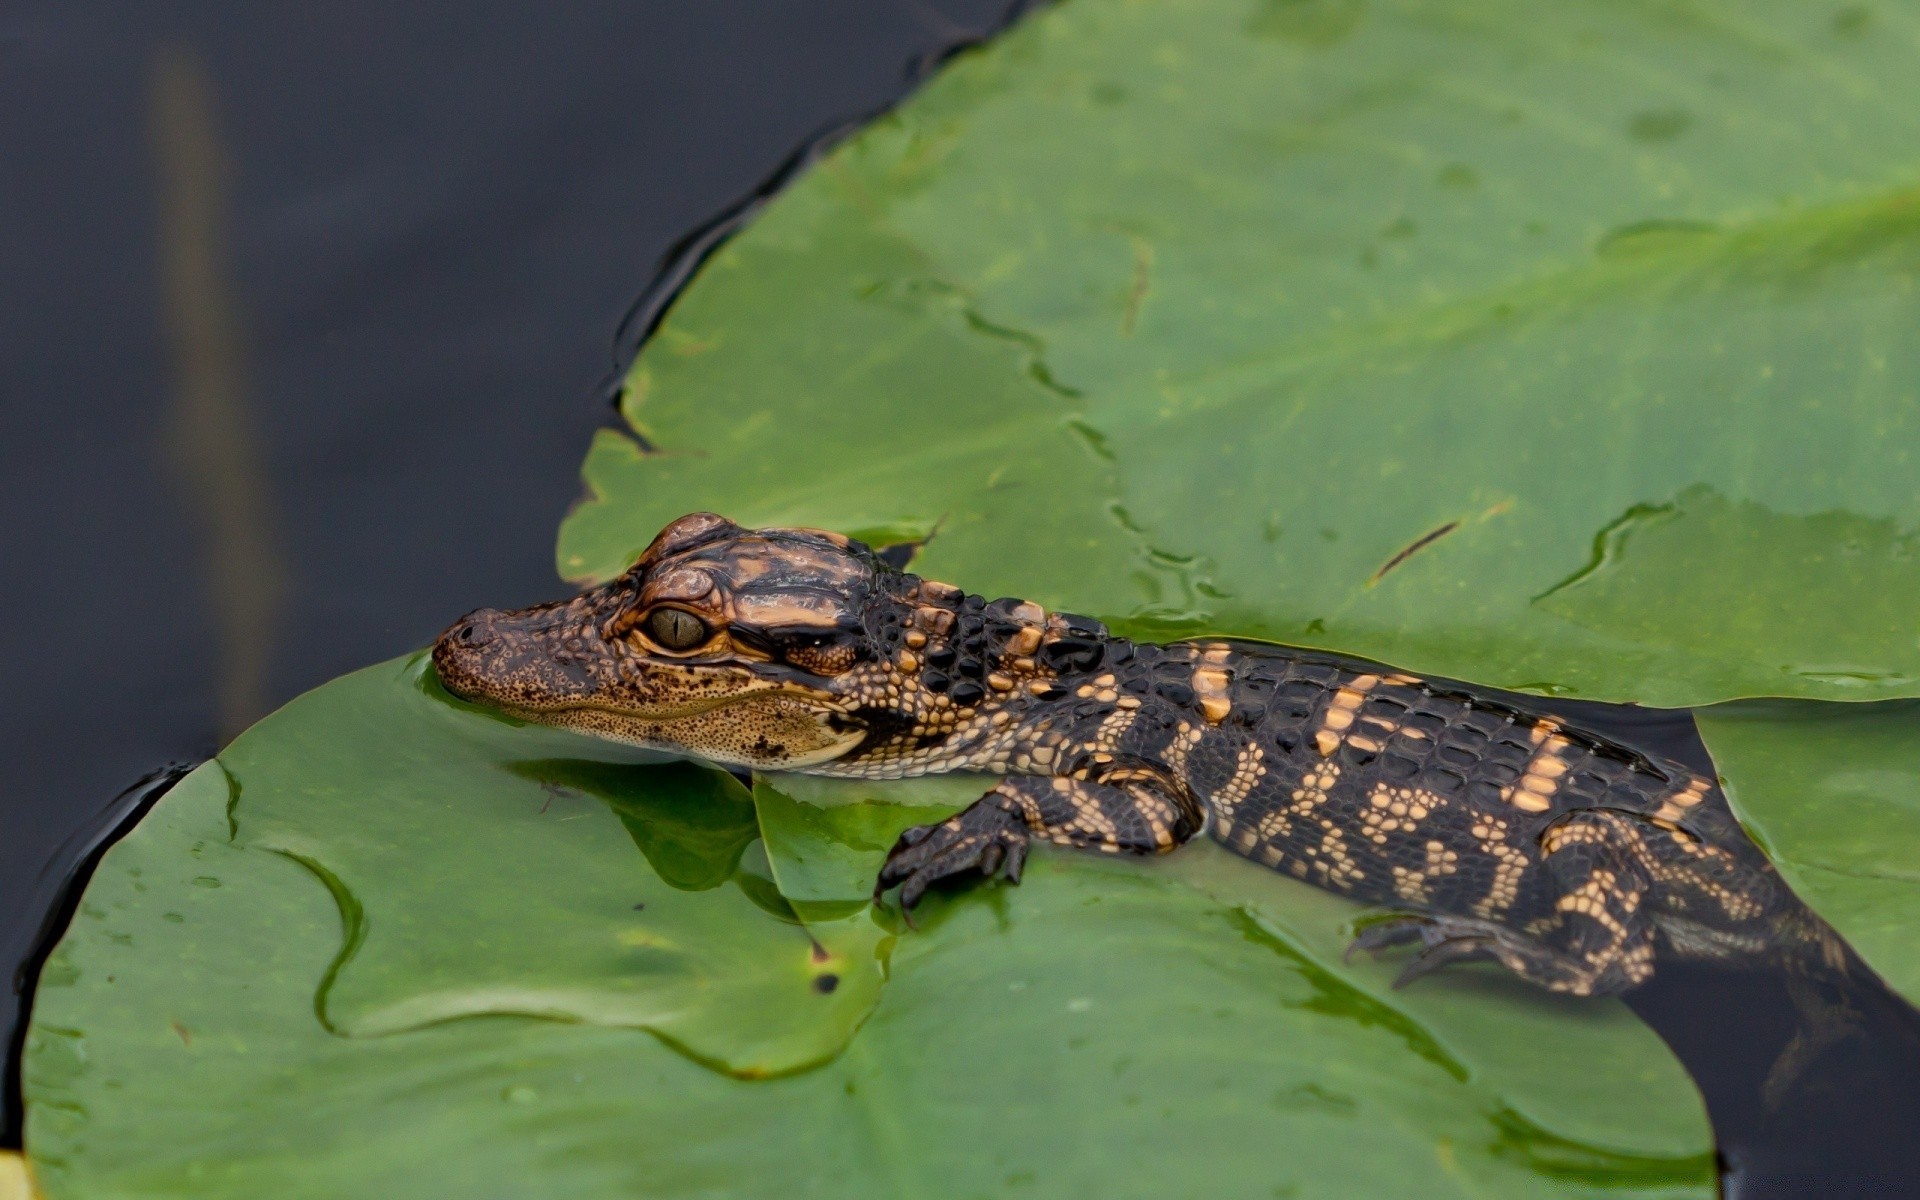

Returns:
873,798,1030,920
1346,914,1501,987
1392,935,1498,988
1344,915,1433,963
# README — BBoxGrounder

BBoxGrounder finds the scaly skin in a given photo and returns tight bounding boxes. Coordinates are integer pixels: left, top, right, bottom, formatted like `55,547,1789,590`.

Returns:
433,513,1844,996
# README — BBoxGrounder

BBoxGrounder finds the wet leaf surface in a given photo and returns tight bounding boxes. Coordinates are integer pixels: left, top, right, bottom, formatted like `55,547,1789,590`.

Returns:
1535,487,1920,696
561,0,1920,706
1697,700,1920,1006
25,659,1711,1197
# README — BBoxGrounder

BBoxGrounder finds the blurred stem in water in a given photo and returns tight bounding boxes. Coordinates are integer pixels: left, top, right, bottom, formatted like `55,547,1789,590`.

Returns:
150,44,286,742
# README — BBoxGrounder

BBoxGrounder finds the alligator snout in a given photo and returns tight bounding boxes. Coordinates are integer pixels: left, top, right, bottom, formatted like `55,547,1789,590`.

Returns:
432,607,508,700
431,595,618,712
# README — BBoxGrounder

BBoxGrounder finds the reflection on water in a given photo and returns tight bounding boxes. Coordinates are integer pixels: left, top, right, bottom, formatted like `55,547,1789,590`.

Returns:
1549,694,1920,1197
1629,957,1920,1197
151,45,288,742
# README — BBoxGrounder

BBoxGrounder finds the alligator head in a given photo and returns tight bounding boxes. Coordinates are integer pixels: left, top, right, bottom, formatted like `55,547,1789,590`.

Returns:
431,512,906,769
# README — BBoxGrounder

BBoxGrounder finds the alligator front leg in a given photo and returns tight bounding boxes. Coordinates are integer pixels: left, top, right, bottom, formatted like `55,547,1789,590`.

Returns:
875,765,1203,915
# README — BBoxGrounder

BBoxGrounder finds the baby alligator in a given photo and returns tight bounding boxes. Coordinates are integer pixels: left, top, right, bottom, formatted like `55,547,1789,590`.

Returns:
434,513,1842,996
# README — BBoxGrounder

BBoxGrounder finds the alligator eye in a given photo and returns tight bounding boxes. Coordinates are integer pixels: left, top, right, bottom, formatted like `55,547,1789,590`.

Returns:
646,607,709,651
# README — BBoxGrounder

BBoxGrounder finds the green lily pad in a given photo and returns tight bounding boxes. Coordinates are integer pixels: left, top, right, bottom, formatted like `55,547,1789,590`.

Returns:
213,659,880,1069
560,0,1920,706
1697,700,1920,1005
24,658,1712,1196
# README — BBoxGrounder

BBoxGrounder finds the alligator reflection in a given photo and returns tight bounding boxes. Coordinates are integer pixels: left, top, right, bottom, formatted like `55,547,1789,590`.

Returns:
1547,696,1920,1198
1629,955,1920,1197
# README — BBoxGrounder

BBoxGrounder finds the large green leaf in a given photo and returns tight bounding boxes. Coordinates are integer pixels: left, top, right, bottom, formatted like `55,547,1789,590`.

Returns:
561,0,1920,706
1697,700,1920,1004
23,658,1712,1197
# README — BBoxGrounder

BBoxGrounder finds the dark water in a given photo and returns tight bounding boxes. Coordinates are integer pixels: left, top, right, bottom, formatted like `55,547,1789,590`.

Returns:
1543,698,1920,1197
5,2,1919,1194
